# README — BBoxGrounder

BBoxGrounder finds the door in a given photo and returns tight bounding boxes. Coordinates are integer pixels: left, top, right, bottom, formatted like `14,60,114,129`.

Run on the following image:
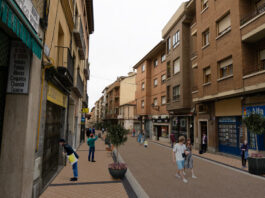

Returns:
0,30,10,154
200,121,207,143
42,102,63,187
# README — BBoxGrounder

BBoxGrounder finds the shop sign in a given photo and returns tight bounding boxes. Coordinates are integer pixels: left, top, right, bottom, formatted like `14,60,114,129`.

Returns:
218,117,237,123
82,108,89,113
47,83,67,108
243,105,265,117
14,0,40,33
81,117,85,124
7,41,30,94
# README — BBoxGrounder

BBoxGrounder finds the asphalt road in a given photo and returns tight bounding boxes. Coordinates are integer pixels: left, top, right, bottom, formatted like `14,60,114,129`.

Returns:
119,137,265,198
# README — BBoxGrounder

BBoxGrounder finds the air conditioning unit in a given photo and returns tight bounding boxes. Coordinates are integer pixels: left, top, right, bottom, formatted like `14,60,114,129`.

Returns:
198,104,207,113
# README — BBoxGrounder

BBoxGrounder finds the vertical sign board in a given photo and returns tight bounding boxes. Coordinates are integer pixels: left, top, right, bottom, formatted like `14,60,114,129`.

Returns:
14,0,40,33
7,41,31,94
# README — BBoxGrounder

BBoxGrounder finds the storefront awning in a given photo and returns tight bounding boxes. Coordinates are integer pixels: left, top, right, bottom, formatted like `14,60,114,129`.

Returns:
0,0,42,59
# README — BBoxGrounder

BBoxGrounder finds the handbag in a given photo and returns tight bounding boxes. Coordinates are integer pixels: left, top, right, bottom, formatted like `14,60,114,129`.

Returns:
182,153,186,158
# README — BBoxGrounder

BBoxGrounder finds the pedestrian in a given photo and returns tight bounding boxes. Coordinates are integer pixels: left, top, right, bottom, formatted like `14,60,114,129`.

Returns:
87,133,98,162
102,127,105,134
241,140,249,168
137,130,142,143
132,128,136,137
202,133,207,153
172,136,189,183
184,138,197,179
59,139,79,181
141,132,145,144
92,128,95,135
170,133,176,148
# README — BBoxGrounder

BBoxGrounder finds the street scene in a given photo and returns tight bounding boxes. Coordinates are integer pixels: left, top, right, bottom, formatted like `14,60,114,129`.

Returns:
1,0,265,198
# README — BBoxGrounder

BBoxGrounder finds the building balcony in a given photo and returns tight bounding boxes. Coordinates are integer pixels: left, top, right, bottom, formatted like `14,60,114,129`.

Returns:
73,16,86,60
241,3,265,43
244,63,265,76
83,94,88,108
55,46,74,87
84,60,90,80
73,72,84,97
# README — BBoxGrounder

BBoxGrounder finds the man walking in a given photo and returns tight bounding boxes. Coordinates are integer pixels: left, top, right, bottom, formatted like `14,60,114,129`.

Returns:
59,139,79,181
87,133,98,162
202,133,207,153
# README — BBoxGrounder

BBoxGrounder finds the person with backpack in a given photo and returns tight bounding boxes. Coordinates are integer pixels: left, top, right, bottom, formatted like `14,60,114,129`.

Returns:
87,133,98,162
59,139,79,181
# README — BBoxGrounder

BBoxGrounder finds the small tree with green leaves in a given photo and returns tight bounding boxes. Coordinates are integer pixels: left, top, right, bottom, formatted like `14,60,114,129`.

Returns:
108,124,129,165
243,113,265,152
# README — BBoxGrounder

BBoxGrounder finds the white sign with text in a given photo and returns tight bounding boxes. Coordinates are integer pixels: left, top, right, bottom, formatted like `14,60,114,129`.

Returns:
7,41,31,94
15,0,40,33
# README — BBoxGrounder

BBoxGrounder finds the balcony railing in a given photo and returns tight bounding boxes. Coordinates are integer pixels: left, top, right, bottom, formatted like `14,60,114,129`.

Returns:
84,60,90,80
55,46,74,87
244,62,265,76
73,16,85,60
173,95,180,101
73,72,84,97
240,3,265,26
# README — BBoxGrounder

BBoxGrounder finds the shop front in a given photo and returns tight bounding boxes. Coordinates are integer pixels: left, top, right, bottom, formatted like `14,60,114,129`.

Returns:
42,83,67,187
152,116,170,140
243,105,265,151
215,98,243,156
171,115,193,141
218,117,242,156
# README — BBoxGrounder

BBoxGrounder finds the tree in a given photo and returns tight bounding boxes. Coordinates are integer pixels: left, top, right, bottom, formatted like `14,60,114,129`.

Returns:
243,113,265,152
107,124,129,164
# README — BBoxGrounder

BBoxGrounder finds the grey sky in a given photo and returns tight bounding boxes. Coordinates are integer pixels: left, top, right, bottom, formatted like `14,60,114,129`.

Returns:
88,0,186,110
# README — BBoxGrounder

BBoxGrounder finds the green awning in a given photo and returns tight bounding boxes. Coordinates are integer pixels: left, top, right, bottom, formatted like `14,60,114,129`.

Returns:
0,0,42,59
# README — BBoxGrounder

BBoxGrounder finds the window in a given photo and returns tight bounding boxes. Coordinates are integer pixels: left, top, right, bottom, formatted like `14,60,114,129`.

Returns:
203,67,211,83
141,100,144,108
161,96,166,105
218,57,233,78
173,58,180,74
161,74,166,83
167,86,171,103
202,29,209,47
173,86,180,101
167,61,171,78
142,64,145,72
161,54,166,62
201,0,208,10
217,13,231,36
173,31,180,48
154,59,158,67
260,49,265,70
141,82,145,90
153,98,158,106
154,78,158,87
167,37,171,53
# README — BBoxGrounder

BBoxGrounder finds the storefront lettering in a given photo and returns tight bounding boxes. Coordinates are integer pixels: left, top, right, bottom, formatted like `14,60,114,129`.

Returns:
7,41,30,94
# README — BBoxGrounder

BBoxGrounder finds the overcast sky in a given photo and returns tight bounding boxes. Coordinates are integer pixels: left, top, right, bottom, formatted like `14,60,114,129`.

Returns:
88,0,186,110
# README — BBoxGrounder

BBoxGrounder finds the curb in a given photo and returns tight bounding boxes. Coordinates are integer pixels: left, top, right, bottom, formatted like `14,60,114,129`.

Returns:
113,149,150,198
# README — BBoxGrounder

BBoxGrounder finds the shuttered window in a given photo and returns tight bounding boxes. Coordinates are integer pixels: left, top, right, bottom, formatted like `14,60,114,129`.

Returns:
219,57,233,78
217,13,231,35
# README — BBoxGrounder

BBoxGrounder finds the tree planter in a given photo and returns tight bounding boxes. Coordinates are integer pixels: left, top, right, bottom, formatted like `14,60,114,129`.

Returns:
108,168,127,179
248,157,265,175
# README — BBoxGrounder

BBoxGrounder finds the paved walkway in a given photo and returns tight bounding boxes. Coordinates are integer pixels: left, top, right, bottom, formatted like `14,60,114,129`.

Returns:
40,137,129,198
120,137,265,198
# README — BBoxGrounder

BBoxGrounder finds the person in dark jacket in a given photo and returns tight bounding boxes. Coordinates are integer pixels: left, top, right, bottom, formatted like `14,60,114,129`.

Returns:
170,133,176,148
59,139,79,181
241,140,249,168
87,134,98,162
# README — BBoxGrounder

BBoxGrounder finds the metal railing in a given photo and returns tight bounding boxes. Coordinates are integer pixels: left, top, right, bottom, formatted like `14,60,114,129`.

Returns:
56,46,74,79
240,3,265,26
76,72,84,97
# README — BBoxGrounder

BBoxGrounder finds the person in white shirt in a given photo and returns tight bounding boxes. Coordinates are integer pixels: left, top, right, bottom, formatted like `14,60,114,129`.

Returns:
172,136,189,183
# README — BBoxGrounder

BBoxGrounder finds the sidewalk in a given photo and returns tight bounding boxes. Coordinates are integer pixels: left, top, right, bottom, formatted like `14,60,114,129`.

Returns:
149,139,248,170
40,137,129,198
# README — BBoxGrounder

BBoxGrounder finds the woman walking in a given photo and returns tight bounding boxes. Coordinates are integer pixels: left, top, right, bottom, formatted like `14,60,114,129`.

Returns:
184,138,197,179
241,140,248,168
172,136,189,183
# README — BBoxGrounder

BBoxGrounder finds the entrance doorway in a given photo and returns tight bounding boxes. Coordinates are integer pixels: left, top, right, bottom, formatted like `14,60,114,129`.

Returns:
200,121,208,150
0,30,10,154
42,101,65,187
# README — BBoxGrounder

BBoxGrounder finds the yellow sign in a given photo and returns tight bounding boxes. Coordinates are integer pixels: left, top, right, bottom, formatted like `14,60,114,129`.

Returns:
82,108,89,113
47,83,67,108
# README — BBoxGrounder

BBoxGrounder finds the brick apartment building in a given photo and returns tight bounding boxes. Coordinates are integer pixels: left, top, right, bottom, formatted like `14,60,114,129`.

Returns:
162,2,195,143
134,41,169,139
190,0,265,155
